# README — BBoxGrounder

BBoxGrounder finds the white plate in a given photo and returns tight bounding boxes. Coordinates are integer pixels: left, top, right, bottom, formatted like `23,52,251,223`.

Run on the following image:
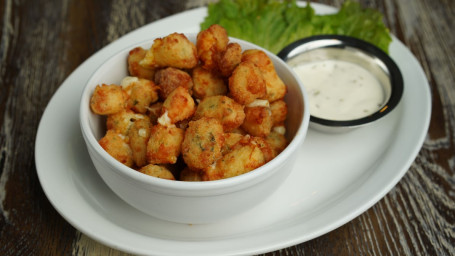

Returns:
35,4,431,256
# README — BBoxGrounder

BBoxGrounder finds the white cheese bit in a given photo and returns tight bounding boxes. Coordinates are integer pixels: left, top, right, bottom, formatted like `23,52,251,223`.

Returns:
157,110,172,126
138,128,147,137
120,76,139,89
209,160,218,170
123,114,144,126
273,126,286,135
117,134,126,140
247,99,270,108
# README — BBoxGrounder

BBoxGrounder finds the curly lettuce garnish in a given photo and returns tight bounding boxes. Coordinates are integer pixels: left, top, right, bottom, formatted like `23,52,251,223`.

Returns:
201,0,392,54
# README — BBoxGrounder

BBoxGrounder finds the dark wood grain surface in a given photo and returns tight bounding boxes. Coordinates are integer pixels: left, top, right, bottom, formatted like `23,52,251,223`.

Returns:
1,0,454,255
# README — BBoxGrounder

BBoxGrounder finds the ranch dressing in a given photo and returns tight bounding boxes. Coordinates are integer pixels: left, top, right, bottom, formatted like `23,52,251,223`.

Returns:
293,60,385,121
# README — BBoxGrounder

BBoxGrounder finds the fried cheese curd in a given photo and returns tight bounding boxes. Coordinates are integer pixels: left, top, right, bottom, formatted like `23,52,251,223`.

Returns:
127,47,155,80
193,95,245,132
128,118,151,168
140,33,198,69
154,67,193,99
121,76,159,114
202,136,274,181
217,42,242,77
181,117,224,170
241,49,287,103
139,164,175,180
196,24,229,71
90,84,126,115
99,130,134,167
147,124,184,165
192,66,227,99
90,26,290,181
160,86,196,125
106,110,149,135
242,105,273,137
228,61,267,105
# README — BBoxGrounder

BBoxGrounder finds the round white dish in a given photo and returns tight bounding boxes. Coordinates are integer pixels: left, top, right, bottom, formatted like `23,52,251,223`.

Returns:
35,4,431,256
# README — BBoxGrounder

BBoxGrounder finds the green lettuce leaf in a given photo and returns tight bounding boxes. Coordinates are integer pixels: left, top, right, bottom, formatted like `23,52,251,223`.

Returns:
200,0,392,54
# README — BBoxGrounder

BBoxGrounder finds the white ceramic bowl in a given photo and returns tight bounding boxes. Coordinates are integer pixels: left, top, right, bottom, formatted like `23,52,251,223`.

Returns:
79,33,310,224
278,35,403,133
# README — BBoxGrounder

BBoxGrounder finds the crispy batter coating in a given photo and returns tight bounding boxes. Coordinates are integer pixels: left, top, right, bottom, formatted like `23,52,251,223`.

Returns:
193,95,245,132
250,136,275,163
182,117,224,170
196,24,229,71
138,164,175,180
266,130,287,157
221,132,243,155
128,118,151,168
99,130,133,167
228,61,266,105
106,110,149,135
217,42,242,77
140,33,198,69
154,67,193,99
270,100,288,126
242,49,287,102
146,124,184,164
202,136,269,181
160,86,196,125
192,66,227,100
90,84,126,115
241,106,273,137
121,76,159,114
127,47,155,80
179,167,204,181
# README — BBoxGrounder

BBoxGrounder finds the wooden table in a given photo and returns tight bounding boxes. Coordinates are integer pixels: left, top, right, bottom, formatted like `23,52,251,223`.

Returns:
1,0,454,255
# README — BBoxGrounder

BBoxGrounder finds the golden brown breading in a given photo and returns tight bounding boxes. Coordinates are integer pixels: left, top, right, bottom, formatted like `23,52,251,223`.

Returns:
181,117,224,170
241,106,273,137
217,42,242,77
266,130,288,157
128,118,151,168
138,164,175,180
221,132,243,155
196,24,229,71
193,95,245,132
90,84,126,115
192,66,227,100
122,77,159,114
106,110,150,135
270,100,288,126
202,136,268,181
228,61,267,105
140,33,198,69
154,67,193,99
160,86,196,125
99,129,133,167
146,124,184,164
241,49,287,102
127,47,155,80
250,136,275,163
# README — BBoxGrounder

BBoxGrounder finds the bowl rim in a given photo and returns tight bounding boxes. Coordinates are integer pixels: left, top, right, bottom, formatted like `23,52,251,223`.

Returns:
79,33,310,192
277,34,404,128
